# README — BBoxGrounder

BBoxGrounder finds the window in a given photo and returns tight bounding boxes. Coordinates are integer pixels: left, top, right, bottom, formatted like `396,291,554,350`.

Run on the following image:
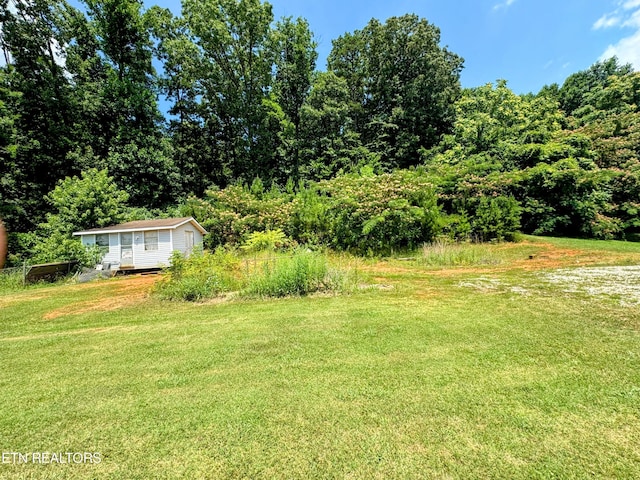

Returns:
96,234,109,249
144,231,158,251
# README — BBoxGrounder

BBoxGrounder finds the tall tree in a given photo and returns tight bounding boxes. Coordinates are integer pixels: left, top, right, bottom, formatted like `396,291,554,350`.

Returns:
558,57,633,117
81,0,178,207
181,0,274,183
148,5,223,196
299,72,376,179
270,16,317,184
328,14,464,169
0,0,77,231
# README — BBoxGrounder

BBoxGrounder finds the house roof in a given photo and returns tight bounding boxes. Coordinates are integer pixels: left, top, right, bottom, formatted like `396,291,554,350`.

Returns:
73,217,208,236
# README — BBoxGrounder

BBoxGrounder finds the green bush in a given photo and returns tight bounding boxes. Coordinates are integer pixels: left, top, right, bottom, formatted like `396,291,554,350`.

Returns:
244,250,333,298
181,185,295,248
154,248,240,301
472,196,521,242
0,269,24,292
182,171,443,254
241,229,289,253
316,171,442,254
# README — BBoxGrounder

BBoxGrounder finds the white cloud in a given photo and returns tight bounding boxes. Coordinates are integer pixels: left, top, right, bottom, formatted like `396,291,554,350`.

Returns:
593,14,622,29
493,0,516,11
622,9,640,27
595,2,640,68
600,29,640,67
622,0,640,10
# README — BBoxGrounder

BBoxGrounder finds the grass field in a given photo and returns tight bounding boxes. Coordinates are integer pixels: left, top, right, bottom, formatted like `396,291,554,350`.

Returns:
1,236,640,479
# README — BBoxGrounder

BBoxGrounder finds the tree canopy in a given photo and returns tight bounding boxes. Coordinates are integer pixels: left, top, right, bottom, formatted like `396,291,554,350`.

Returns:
1,0,639,262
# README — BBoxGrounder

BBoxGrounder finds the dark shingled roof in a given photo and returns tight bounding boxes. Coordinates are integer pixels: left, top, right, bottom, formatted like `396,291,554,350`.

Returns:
73,217,207,235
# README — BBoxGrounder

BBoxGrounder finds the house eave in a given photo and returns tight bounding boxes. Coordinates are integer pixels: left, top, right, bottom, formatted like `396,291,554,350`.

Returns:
73,218,208,236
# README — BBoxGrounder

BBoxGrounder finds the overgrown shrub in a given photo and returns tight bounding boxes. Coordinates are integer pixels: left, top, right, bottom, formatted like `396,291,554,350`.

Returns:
472,196,521,242
154,248,241,301
181,185,295,248
30,232,103,267
244,250,340,297
182,171,444,254
317,171,442,254
241,229,289,252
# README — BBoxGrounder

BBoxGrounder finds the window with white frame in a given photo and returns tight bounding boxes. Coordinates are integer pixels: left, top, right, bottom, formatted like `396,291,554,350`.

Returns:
144,231,158,251
96,233,109,250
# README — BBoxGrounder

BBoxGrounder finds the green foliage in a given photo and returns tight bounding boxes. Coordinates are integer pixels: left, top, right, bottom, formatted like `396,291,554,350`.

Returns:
244,250,331,297
241,229,289,253
182,185,295,248
156,246,353,301
4,0,640,251
19,169,129,266
186,171,443,254
316,171,442,254
30,232,103,267
44,168,129,235
558,57,633,116
155,247,241,301
440,213,472,241
419,239,498,266
299,72,378,180
328,14,464,169
472,196,521,242
0,268,24,293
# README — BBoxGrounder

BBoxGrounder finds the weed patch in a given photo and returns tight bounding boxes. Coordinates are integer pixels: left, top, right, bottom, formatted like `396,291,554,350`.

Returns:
244,250,354,298
417,240,500,267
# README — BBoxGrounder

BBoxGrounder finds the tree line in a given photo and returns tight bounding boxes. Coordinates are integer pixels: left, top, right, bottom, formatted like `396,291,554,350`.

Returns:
1,0,639,260
0,0,461,231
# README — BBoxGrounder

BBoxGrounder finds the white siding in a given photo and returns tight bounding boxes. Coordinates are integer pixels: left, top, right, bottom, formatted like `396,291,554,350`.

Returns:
131,229,173,268
172,223,204,255
77,221,204,269
103,233,120,265
80,233,120,266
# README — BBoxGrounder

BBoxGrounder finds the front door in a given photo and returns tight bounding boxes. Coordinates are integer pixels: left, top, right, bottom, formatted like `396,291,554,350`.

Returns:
120,232,133,267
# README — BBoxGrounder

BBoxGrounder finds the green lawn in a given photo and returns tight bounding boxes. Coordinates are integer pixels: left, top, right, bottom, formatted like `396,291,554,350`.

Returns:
1,237,640,479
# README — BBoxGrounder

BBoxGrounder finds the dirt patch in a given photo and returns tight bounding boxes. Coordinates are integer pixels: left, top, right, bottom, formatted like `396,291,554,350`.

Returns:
364,241,639,281
43,274,161,320
0,324,144,342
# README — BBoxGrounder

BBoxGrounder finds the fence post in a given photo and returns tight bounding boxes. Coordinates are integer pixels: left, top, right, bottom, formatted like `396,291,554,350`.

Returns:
22,260,27,286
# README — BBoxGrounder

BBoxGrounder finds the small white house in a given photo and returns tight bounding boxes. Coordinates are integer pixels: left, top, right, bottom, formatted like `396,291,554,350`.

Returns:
73,217,207,270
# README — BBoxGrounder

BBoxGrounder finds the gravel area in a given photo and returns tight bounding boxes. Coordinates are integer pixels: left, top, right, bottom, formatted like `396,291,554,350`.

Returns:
540,266,640,304
458,265,640,305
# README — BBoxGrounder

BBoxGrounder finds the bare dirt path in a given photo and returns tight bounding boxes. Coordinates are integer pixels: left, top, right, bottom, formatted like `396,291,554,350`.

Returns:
43,274,161,319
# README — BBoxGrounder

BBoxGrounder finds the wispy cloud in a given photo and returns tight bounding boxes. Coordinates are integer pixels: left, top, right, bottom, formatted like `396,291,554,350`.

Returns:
600,30,640,67
493,0,516,11
595,1,640,68
593,14,622,30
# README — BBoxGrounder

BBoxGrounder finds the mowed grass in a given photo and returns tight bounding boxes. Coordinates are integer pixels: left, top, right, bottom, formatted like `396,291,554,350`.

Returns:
1,237,640,478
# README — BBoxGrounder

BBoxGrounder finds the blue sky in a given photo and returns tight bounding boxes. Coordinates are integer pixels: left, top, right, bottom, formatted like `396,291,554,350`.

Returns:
148,0,640,94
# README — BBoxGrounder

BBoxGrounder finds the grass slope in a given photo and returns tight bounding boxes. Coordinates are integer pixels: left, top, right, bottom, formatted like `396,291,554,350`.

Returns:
1,237,640,479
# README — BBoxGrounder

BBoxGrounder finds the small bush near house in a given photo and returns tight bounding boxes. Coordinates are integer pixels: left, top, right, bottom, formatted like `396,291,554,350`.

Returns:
154,248,241,301
0,268,24,292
